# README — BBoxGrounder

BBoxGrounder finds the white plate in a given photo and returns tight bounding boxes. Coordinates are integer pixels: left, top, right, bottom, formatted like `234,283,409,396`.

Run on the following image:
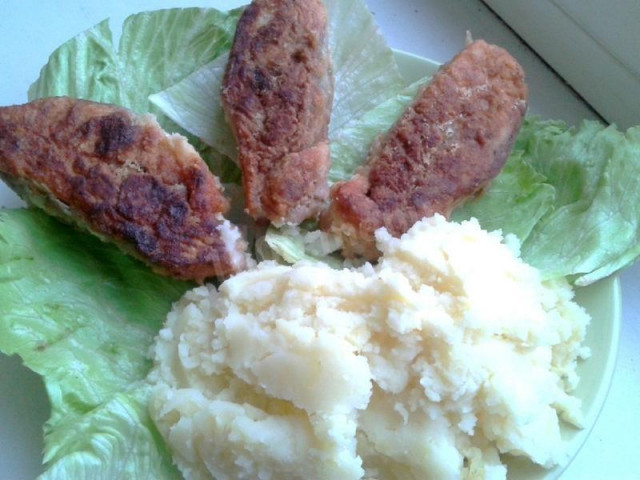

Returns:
0,20,622,480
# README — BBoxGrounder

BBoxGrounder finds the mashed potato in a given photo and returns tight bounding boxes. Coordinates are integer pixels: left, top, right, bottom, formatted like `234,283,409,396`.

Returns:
147,215,590,480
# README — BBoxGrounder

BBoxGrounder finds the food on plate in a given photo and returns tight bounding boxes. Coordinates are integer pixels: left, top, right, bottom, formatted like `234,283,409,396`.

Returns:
221,0,333,225
2,1,640,478
321,39,528,259
0,97,250,282
147,215,589,480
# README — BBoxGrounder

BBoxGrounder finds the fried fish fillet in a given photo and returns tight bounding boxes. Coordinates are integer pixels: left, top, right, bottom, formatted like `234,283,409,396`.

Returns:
221,0,333,226
321,40,528,259
0,97,250,282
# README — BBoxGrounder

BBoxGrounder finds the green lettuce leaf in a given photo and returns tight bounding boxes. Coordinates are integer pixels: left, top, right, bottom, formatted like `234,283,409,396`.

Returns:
27,19,121,106
29,8,242,120
516,119,640,285
454,117,640,285
0,209,190,479
324,0,406,134
149,52,237,159
41,388,178,480
262,224,344,268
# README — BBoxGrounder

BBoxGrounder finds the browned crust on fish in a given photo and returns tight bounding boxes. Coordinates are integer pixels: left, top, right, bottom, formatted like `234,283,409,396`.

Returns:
320,40,528,259
221,0,333,226
0,97,249,282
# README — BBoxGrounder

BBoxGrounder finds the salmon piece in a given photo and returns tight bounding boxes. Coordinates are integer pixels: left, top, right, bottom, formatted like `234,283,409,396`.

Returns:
0,97,250,282
320,40,528,259
221,0,333,226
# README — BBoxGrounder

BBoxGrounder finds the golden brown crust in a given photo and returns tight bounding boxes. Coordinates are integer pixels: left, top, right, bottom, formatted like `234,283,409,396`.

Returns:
221,0,332,225
0,97,249,282
321,40,529,259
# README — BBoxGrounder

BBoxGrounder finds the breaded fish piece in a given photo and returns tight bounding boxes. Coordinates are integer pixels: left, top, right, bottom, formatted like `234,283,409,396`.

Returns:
321,40,528,259
221,0,333,226
0,97,250,282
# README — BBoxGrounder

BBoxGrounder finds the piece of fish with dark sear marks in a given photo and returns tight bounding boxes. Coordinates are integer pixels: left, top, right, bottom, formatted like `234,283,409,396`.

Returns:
0,96,251,282
321,40,529,259
221,0,333,226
